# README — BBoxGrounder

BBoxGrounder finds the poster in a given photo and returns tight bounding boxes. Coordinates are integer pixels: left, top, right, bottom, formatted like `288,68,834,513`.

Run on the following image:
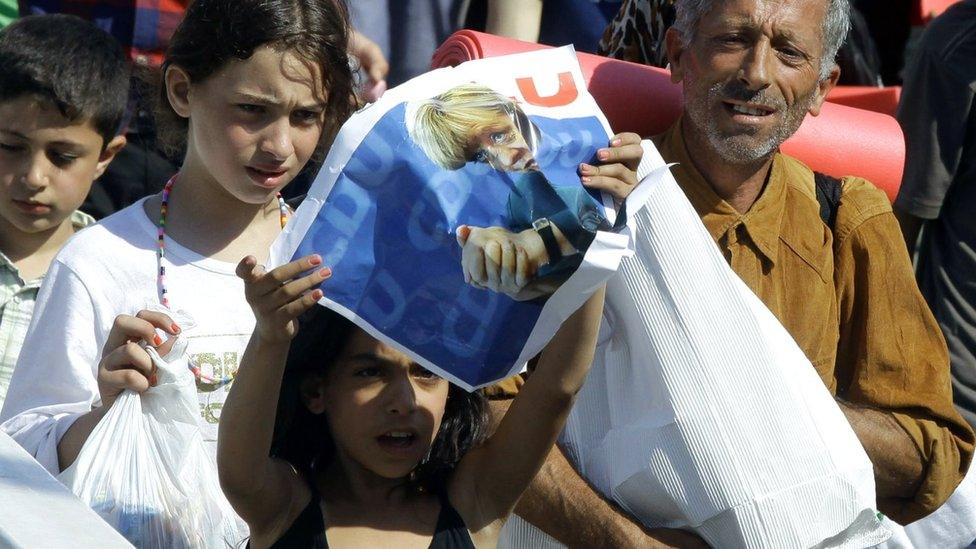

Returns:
271,47,631,389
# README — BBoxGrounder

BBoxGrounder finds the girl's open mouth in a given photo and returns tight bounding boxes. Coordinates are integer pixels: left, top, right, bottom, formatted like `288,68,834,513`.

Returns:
376,431,419,453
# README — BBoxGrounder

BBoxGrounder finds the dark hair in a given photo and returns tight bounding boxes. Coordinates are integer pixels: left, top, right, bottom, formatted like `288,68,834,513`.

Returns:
156,0,356,158
0,14,130,146
271,306,491,494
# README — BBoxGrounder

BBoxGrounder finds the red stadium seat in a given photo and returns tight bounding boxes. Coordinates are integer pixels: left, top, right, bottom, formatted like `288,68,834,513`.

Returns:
432,30,904,202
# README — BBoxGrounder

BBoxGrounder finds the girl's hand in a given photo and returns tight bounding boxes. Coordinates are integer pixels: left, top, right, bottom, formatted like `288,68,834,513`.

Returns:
97,310,180,409
579,132,643,201
236,254,331,343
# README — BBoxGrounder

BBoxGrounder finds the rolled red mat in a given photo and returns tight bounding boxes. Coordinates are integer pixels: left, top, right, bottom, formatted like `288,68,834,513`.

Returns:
828,86,901,117
778,101,903,203
432,30,904,202
431,30,682,140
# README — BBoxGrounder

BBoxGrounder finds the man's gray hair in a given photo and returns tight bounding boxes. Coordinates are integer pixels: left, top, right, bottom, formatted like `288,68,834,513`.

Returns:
671,0,851,80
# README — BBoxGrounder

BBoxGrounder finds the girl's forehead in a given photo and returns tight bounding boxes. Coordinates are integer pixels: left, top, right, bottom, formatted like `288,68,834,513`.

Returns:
338,329,413,366
206,45,326,104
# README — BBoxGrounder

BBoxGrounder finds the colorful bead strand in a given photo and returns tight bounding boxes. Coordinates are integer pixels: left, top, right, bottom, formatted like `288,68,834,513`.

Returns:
157,174,289,386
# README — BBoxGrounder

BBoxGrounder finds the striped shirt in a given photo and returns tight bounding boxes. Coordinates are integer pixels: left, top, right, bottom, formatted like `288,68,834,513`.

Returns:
0,210,93,406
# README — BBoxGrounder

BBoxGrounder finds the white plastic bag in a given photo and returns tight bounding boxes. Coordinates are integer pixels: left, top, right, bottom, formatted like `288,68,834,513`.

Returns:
59,326,245,548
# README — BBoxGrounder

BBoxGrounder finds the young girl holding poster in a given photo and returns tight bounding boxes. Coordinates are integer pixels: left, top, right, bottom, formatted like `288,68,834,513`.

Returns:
218,253,605,548
0,0,356,473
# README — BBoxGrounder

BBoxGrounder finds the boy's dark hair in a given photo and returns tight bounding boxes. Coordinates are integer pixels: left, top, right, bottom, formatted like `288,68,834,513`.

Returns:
157,0,357,158
0,14,130,146
271,305,491,494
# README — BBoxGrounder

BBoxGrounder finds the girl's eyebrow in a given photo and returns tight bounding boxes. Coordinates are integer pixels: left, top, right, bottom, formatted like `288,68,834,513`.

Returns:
234,92,276,104
234,92,325,111
344,353,386,364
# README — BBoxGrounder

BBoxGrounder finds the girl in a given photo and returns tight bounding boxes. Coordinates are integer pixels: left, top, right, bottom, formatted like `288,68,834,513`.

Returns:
0,0,356,474
218,254,606,548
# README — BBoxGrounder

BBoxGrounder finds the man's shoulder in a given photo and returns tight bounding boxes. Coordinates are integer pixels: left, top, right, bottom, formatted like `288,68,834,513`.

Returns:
832,176,893,243
777,153,892,238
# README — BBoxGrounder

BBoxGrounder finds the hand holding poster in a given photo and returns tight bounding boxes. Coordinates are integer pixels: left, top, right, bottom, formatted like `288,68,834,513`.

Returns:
270,47,631,389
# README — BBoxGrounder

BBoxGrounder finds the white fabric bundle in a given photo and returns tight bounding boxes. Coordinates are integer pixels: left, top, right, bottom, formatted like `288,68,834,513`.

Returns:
502,148,890,548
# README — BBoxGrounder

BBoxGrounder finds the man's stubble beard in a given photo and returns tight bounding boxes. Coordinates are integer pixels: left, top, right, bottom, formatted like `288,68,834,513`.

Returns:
684,80,817,165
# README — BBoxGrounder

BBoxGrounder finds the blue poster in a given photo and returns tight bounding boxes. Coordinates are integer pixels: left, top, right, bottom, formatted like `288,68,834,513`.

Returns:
272,48,631,389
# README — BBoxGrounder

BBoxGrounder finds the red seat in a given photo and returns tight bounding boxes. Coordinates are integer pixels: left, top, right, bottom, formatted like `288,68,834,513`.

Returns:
432,30,905,202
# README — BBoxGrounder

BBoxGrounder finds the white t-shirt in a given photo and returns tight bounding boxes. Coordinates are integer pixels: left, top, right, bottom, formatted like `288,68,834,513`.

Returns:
0,198,255,474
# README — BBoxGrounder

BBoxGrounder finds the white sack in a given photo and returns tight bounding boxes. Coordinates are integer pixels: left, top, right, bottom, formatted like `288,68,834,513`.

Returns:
58,324,245,548
503,149,891,548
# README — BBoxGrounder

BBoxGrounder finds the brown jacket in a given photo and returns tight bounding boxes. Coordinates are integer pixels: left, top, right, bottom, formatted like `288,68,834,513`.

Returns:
657,119,974,523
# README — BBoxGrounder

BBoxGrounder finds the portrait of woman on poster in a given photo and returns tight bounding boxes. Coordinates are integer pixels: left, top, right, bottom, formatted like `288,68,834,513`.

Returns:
408,83,641,301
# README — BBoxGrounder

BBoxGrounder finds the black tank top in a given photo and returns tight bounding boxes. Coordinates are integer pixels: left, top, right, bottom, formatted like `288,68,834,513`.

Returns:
265,486,476,549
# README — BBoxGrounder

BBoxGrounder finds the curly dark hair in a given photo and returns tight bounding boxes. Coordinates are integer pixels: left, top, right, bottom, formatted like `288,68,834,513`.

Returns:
156,0,357,159
270,305,491,494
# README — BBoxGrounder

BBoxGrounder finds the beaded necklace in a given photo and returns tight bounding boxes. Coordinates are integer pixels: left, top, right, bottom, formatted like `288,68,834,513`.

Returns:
157,174,289,385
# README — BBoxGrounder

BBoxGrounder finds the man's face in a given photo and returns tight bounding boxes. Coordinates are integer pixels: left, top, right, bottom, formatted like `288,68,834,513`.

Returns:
666,0,840,164
468,110,538,172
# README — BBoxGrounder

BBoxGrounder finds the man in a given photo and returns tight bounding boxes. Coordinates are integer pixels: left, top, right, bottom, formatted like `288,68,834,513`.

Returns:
894,0,976,435
489,0,974,545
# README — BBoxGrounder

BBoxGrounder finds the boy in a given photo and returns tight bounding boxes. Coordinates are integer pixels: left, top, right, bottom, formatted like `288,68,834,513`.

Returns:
0,15,128,405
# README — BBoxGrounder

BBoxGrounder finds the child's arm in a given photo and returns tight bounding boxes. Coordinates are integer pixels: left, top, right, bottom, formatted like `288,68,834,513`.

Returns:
0,256,178,473
448,285,606,533
217,254,329,536
58,311,180,470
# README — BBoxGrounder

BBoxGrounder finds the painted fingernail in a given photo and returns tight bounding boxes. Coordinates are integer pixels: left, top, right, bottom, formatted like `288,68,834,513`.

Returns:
312,289,323,300
149,374,158,386
598,150,610,161
153,334,163,346
171,323,181,334
309,255,322,266
319,267,332,278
